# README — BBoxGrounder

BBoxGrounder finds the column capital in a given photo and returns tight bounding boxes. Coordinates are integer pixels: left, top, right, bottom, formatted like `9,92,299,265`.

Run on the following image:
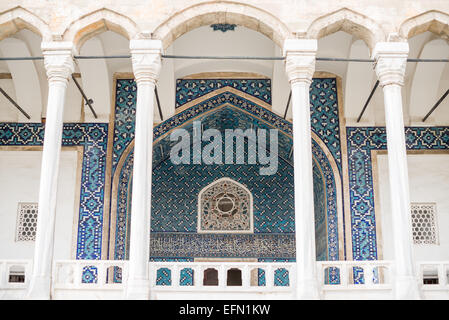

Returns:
283,39,317,84
372,42,409,87
130,39,163,84
41,41,75,82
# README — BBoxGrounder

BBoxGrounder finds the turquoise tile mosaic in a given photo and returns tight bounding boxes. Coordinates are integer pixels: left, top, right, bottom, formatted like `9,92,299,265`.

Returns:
346,126,449,261
110,77,342,263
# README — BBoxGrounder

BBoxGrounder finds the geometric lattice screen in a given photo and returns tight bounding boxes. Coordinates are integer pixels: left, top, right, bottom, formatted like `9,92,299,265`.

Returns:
16,202,38,241
410,203,438,245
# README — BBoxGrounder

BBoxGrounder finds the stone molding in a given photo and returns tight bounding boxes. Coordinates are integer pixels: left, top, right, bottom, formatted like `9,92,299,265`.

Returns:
0,6,51,41
306,8,386,51
1,5,449,52
399,10,449,40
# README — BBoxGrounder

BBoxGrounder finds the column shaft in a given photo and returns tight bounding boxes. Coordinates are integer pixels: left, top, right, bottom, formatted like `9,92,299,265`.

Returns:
26,42,74,300
125,39,162,300
284,39,320,299
374,42,421,300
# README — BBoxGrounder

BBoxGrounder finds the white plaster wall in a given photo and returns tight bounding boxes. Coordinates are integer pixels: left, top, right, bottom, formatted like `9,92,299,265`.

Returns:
377,153,449,261
409,39,449,124
0,149,78,260
0,37,42,122
171,26,276,79
0,79,18,122
78,37,111,122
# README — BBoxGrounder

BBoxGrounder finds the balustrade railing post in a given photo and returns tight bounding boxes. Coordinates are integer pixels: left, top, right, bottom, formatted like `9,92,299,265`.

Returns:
437,264,446,287
74,262,82,288
317,264,324,286
194,266,202,287
0,262,6,288
365,264,374,287
97,262,106,287
172,265,180,288
242,265,250,288
219,265,226,289
266,265,274,289
340,263,348,287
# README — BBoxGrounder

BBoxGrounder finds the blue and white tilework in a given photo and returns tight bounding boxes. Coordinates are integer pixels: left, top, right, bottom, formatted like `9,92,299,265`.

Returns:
346,126,449,260
0,123,108,260
175,79,271,108
111,77,343,263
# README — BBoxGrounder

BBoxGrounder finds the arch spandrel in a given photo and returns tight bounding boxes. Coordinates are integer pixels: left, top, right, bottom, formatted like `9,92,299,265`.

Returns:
152,1,292,49
399,10,449,40
62,8,139,52
0,6,51,41
306,8,386,52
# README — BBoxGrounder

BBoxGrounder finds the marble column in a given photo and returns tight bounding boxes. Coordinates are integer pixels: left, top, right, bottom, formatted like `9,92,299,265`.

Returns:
125,39,162,300
283,39,320,299
373,42,421,300
26,42,75,299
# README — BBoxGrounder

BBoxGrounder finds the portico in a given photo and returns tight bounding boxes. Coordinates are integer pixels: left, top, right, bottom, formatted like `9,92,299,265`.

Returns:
0,2,449,300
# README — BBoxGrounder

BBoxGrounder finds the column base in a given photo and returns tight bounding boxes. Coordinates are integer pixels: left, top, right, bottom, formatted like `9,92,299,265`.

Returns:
25,275,51,300
394,275,421,300
295,278,321,300
124,279,151,300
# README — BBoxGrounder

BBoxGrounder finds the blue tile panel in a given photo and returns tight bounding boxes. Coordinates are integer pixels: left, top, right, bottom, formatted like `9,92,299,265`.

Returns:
0,123,108,260
82,266,98,283
175,79,272,108
180,268,194,286
150,233,295,258
156,268,172,286
111,78,342,262
310,78,343,172
274,268,290,286
346,127,449,261
111,79,137,176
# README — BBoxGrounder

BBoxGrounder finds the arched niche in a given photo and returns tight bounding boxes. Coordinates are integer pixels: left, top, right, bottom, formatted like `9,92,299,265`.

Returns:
108,86,343,262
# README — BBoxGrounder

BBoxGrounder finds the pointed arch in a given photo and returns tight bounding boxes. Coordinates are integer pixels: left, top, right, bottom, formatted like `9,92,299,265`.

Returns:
62,8,139,52
108,84,345,261
198,177,254,234
306,8,386,51
0,6,51,41
400,10,449,39
152,1,292,49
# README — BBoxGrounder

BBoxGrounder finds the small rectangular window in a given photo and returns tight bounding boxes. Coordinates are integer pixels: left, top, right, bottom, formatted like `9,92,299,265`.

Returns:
16,203,38,242
410,203,438,245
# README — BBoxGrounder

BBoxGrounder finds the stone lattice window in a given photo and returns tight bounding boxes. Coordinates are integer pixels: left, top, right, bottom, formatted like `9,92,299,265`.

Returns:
16,203,38,241
198,178,253,233
410,203,438,245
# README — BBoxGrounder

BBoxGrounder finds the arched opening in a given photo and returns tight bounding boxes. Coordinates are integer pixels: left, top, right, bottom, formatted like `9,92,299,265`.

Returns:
0,8,46,122
112,84,343,261
308,9,387,261
307,8,385,52
198,177,253,234
105,3,344,264
152,1,291,50
62,8,138,53
400,10,449,40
